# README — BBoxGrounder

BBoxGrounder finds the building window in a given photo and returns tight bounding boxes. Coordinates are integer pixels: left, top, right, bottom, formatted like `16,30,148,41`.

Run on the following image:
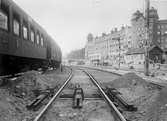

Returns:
41,37,44,46
13,19,20,35
30,30,35,42
0,11,8,30
23,25,28,39
141,54,143,59
161,26,164,29
36,34,40,45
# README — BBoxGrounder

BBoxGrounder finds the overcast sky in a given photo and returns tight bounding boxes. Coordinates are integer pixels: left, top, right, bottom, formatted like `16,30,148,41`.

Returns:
14,0,167,56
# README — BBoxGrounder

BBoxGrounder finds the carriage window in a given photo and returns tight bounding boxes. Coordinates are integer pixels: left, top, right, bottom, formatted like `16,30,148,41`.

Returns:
0,11,8,30
30,30,35,42
23,25,28,39
13,19,20,35
36,34,40,45
41,37,44,46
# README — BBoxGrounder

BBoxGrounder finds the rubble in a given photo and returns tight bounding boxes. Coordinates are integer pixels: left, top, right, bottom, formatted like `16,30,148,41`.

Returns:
145,88,167,121
45,100,114,121
0,67,71,121
103,72,163,120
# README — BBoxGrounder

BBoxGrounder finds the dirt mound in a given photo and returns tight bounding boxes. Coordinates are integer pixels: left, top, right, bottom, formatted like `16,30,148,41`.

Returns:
0,67,70,121
0,88,36,121
11,71,51,100
108,72,149,88
101,72,161,121
146,87,167,121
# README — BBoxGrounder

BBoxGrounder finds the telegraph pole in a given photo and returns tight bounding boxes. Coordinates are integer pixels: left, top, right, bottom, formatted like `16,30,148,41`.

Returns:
144,0,150,76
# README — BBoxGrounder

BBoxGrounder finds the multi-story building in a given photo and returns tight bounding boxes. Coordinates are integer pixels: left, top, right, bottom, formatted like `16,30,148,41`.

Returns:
131,10,147,48
85,26,132,65
127,7,167,64
157,20,167,50
85,34,110,65
131,7,167,50
85,7,167,65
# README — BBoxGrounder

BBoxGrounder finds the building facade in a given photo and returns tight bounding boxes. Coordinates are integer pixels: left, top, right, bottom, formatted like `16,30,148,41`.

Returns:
85,26,132,65
131,7,167,51
157,20,167,50
85,7,167,65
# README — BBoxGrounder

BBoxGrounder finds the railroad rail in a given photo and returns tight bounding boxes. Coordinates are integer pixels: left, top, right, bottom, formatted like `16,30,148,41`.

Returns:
83,70,127,121
33,70,73,121
33,68,127,121
80,66,165,89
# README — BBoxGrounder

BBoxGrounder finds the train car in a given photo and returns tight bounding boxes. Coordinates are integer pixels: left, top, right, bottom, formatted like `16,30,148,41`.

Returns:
0,0,62,75
48,36,62,68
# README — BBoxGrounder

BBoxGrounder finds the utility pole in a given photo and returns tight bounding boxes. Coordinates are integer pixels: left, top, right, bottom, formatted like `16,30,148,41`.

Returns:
144,0,150,76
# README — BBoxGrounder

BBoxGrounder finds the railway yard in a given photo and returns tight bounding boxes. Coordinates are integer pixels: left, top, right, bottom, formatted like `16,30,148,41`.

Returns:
0,66,166,121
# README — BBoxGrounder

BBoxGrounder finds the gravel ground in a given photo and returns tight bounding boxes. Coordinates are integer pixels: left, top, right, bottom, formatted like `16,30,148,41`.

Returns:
85,69,120,84
79,67,166,121
0,66,71,121
45,100,114,121
145,88,167,121
1,65,164,121
64,69,99,97
87,70,162,121
44,68,115,121
79,67,167,121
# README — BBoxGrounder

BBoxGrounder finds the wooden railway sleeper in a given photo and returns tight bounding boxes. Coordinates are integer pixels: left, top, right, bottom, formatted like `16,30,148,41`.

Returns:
106,88,137,112
26,88,54,111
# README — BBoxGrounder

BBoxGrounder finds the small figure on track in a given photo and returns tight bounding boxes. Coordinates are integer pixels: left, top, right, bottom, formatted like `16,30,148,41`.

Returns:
72,84,84,109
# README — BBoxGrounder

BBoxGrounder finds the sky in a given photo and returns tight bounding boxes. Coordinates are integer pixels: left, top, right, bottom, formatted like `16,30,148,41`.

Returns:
14,0,167,56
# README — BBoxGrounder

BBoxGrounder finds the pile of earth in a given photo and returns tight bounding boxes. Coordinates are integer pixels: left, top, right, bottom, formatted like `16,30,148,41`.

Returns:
145,87,167,121
0,88,37,121
0,71,53,121
0,68,70,121
103,72,155,101
103,72,161,120
10,71,52,101
106,72,149,88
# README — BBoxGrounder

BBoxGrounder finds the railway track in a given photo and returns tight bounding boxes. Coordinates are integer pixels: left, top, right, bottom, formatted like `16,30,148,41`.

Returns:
33,68,127,121
83,70,127,121
34,69,73,121
80,66,165,89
